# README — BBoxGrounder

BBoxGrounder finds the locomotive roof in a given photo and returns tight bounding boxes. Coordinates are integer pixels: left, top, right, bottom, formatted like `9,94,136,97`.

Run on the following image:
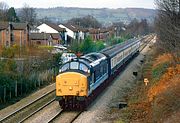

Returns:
80,52,107,66
101,38,140,57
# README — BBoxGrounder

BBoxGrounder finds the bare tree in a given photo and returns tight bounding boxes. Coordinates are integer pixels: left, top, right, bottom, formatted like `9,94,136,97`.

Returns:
155,0,180,62
67,15,102,28
18,3,37,25
124,19,150,37
0,1,9,21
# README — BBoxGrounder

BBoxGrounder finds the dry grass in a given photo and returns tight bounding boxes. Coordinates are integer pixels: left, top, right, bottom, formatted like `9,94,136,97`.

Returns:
153,53,172,68
119,51,180,123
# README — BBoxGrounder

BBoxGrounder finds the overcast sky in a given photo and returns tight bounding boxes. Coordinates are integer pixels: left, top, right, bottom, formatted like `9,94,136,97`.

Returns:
0,0,155,9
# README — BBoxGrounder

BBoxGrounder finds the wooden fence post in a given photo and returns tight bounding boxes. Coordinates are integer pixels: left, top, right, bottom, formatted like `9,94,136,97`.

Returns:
3,86,6,103
9,85,11,99
15,81,17,97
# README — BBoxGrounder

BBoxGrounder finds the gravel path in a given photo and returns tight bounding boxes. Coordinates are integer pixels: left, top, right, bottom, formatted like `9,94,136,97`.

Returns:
73,39,154,123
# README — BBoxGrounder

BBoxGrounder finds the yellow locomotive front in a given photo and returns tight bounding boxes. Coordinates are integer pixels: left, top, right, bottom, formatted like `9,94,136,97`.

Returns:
56,72,88,97
56,60,91,109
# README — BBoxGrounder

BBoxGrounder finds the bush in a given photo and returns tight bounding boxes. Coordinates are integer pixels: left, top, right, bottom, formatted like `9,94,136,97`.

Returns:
70,40,81,54
152,62,169,81
94,40,105,51
80,36,95,54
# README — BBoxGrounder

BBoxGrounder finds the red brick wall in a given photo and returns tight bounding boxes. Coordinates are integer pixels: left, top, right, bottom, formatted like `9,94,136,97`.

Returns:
13,30,27,47
0,30,10,48
31,39,48,46
0,29,29,49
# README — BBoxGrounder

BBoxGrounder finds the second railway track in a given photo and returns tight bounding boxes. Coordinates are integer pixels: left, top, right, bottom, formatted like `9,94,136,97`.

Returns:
0,89,55,123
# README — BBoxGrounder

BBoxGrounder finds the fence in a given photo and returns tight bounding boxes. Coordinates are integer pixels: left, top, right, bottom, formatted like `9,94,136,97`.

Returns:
0,52,61,104
0,70,54,103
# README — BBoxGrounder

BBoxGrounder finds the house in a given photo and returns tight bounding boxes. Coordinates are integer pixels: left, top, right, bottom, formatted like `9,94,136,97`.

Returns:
59,24,78,45
30,33,51,46
0,22,30,49
89,28,110,41
50,33,63,45
99,28,109,40
59,24,89,45
89,28,100,41
30,33,62,46
37,22,66,45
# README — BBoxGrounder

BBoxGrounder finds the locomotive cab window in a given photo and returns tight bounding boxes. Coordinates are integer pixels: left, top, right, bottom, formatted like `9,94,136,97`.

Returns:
60,63,69,72
60,61,90,73
70,62,79,69
79,63,88,72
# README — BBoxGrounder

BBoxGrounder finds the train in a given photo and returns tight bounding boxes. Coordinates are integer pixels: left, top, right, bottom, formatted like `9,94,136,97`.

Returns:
56,38,140,110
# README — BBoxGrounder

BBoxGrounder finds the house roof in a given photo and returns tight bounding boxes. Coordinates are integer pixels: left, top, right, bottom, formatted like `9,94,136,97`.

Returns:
99,28,109,33
89,28,109,34
0,22,29,30
30,33,63,41
45,22,66,32
64,24,89,32
63,24,79,32
30,33,51,40
0,22,9,30
49,33,62,40
89,28,100,34
11,23,28,30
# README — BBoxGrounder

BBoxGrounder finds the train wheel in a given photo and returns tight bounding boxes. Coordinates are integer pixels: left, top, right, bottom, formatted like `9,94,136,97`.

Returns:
83,100,88,111
59,100,65,109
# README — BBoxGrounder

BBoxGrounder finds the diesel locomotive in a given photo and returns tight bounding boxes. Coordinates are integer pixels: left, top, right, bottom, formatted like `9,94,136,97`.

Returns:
56,39,140,109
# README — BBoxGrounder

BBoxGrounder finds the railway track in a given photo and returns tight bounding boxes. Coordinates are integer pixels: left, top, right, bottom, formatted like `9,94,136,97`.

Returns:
139,34,155,52
19,99,56,123
0,89,56,123
48,110,82,123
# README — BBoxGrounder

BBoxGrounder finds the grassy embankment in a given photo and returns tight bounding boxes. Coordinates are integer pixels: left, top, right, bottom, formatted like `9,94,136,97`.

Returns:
118,46,180,123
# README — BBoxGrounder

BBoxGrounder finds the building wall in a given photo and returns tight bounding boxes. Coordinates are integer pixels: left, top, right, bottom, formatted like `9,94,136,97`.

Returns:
31,39,48,46
59,24,75,39
52,39,60,46
0,29,29,49
78,31,84,40
0,29,10,48
12,30,29,47
37,24,58,33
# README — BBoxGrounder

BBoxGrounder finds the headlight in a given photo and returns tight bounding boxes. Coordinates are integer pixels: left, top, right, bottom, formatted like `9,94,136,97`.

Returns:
87,69,90,73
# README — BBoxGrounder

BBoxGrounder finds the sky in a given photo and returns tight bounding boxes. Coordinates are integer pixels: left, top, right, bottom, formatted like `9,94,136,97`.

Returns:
0,0,155,9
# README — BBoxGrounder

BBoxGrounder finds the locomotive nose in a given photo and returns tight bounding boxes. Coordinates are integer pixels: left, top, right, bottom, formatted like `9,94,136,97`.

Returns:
69,86,73,91
56,72,88,96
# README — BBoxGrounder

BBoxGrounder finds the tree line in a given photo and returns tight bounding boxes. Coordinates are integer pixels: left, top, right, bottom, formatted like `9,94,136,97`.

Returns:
155,0,180,62
0,2,36,25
